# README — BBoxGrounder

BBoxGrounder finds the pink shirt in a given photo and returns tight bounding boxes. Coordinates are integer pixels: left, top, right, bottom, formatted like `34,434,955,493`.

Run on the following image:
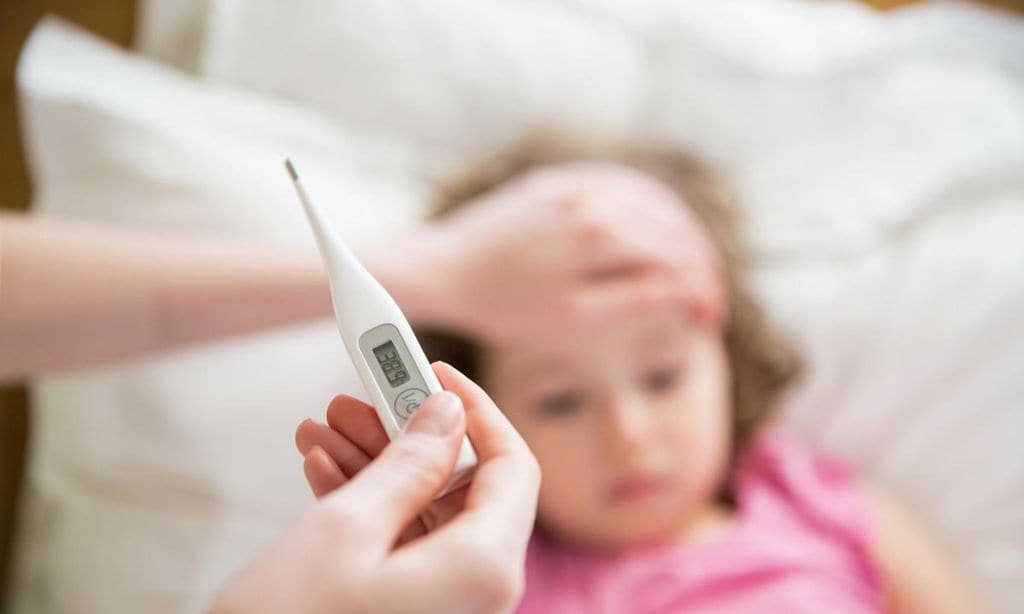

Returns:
517,433,883,614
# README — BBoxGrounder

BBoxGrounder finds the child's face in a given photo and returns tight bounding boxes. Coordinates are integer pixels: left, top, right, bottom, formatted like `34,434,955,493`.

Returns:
484,308,731,549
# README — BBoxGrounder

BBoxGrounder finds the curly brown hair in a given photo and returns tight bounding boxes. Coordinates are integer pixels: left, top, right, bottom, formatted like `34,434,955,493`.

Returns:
415,137,802,447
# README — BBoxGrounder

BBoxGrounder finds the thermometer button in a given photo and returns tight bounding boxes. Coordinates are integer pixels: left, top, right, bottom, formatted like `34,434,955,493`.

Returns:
395,388,429,419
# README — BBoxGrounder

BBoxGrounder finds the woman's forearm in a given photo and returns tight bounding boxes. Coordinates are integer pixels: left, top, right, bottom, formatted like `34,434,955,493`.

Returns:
0,213,333,381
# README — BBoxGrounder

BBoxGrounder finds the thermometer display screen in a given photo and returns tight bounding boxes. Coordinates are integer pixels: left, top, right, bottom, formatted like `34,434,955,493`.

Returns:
373,341,410,388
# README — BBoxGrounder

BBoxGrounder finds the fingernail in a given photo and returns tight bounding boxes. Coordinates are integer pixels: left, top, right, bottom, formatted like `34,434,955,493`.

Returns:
403,391,462,437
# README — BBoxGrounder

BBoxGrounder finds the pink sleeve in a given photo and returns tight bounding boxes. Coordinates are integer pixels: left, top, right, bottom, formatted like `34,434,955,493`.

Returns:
733,431,879,579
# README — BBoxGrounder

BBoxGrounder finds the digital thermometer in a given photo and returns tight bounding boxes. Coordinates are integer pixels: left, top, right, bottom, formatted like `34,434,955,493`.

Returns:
286,159,477,496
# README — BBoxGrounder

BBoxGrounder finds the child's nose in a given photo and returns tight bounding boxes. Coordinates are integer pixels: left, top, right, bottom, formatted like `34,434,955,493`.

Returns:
599,393,655,461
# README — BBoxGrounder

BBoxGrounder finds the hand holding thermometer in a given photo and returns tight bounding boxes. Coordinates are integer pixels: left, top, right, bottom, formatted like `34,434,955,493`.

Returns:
286,159,477,497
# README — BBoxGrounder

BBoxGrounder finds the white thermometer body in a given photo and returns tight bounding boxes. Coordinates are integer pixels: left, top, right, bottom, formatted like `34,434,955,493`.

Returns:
286,160,477,496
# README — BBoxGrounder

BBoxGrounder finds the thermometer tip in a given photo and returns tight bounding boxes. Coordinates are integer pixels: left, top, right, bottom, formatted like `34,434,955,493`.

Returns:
284,158,298,182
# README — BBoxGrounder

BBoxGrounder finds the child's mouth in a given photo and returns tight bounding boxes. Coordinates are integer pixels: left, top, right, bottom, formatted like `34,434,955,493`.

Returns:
608,474,670,505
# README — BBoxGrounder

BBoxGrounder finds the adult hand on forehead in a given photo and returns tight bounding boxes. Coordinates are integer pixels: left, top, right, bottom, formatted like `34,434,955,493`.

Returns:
399,162,723,343
212,363,540,614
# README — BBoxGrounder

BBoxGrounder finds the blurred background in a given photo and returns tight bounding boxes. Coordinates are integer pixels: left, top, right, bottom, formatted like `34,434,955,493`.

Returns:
1,0,135,599
2,1,1023,612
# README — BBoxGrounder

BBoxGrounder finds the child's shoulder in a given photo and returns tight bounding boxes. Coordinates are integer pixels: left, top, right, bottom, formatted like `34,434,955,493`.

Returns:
735,431,979,613
731,429,870,547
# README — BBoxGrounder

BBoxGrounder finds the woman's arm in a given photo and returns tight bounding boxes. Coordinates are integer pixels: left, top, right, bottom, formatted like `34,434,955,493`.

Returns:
862,481,980,614
1,167,716,380
0,213,333,381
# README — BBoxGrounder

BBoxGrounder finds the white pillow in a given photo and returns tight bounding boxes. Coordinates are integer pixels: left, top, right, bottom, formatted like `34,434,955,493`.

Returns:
12,18,427,613
192,0,1024,252
196,0,648,168
644,1,1024,256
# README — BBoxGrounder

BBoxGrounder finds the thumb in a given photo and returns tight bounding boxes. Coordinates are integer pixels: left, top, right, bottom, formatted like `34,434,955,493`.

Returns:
323,390,465,548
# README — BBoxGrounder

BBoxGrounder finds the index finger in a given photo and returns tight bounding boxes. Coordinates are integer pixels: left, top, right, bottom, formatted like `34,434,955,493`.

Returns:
432,363,540,549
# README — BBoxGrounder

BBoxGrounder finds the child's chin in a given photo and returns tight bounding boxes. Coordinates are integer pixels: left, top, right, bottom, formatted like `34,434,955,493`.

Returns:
581,512,689,551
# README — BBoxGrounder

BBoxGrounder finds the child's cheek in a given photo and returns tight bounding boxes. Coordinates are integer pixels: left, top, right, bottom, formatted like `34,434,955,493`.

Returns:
535,479,584,533
529,432,605,538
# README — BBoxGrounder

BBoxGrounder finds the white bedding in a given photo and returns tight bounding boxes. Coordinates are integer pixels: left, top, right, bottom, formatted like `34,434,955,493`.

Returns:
11,2,1024,612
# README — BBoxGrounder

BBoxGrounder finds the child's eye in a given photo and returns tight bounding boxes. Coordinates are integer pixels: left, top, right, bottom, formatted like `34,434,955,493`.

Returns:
642,366,684,393
534,391,585,418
